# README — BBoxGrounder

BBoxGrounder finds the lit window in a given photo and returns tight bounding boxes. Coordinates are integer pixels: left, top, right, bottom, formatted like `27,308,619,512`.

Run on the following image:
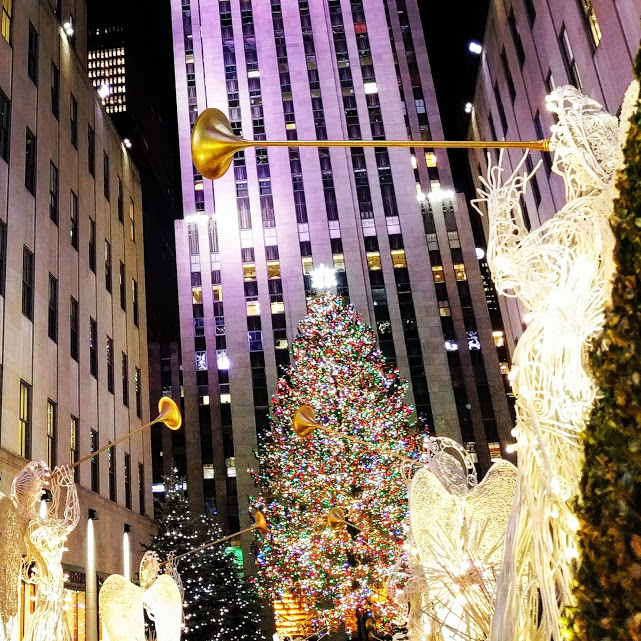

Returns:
217,350,230,370
271,300,285,314
432,265,445,282
391,249,406,269
430,180,441,192
213,285,223,301
243,264,256,281
203,464,214,479
410,155,417,169
445,340,459,351
285,122,296,130
267,260,280,278
493,330,505,347
332,253,345,272
220,393,231,404
578,0,602,48
363,81,378,94
454,264,467,281
192,286,202,304
248,70,260,78
301,256,314,275
438,300,451,316
425,152,437,167
246,300,260,316
195,351,207,371
366,251,381,270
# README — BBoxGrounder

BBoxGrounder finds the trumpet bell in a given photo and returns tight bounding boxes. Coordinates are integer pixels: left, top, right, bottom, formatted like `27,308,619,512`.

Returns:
191,108,250,180
292,405,319,438
327,506,347,531
156,397,182,431
253,510,268,537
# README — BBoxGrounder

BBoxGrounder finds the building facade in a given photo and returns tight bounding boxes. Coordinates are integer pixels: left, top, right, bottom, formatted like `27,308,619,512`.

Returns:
0,0,153,638
467,0,641,351
169,0,514,549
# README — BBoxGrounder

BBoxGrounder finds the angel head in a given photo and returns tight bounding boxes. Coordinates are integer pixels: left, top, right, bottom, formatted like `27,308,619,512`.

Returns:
139,551,161,590
10,461,50,519
546,85,619,195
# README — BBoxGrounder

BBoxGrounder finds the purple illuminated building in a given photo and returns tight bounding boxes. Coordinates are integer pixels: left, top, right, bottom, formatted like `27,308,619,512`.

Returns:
168,0,513,551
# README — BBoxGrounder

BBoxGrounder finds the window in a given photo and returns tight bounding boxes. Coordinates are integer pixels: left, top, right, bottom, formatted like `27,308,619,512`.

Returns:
524,0,536,28
132,279,139,326
48,274,58,342
577,0,601,49
46,400,56,468
454,264,467,281
559,25,582,89
104,240,112,292
70,94,78,148
25,128,36,195
70,190,78,249
1,0,12,43
51,62,59,118
103,152,110,200
138,462,145,515
108,446,116,501
494,83,508,134
0,89,9,161
0,220,6,296
119,261,126,310
22,246,34,320
135,367,141,418
89,317,98,378
188,222,199,254
27,23,38,83
88,125,95,176
500,48,516,103
19,381,30,458
117,177,124,222
124,452,132,509
70,297,79,361
129,198,135,241
122,352,129,406
507,9,525,68
49,162,59,223
90,429,99,493
70,416,79,480
89,219,96,272
106,336,114,393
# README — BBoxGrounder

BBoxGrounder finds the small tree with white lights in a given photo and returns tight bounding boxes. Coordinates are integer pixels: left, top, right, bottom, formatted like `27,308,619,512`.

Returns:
150,476,265,641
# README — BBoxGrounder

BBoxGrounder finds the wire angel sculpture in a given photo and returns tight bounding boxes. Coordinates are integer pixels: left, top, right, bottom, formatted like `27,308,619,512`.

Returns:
22,465,80,641
472,81,639,641
99,551,183,641
0,461,50,641
388,439,517,641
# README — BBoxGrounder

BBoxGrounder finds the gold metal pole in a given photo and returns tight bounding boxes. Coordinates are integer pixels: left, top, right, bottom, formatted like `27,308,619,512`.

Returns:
191,108,550,180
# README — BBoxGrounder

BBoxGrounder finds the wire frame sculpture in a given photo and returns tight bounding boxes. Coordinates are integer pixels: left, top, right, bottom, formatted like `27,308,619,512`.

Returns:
0,462,50,641
472,82,639,641
22,466,80,641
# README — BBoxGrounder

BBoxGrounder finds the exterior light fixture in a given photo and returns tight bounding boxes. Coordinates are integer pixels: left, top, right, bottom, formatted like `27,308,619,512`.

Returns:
123,138,132,149
465,102,473,114
97,83,111,99
63,19,74,37
88,508,99,520
475,247,485,260
416,192,426,203
468,41,483,55
123,523,132,533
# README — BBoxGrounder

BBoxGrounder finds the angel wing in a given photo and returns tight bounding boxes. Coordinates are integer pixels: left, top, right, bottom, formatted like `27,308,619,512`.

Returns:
143,575,183,641
99,575,145,641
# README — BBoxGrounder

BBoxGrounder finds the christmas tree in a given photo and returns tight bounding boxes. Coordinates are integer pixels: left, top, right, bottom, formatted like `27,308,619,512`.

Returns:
150,476,266,641
253,294,422,636
567,62,641,641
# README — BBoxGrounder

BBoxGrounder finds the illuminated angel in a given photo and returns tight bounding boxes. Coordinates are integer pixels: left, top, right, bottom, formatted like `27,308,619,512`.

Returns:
0,461,50,641
22,465,80,641
473,82,639,641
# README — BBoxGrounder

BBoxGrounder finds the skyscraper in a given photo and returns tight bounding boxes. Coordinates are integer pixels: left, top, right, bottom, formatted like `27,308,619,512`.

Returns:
169,0,513,549
467,0,640,351
0,0,152,637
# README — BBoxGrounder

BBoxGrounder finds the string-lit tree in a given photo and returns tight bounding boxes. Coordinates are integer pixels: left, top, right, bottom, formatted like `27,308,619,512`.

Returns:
151,476,266,641
253,294,423,636
567,69,641,641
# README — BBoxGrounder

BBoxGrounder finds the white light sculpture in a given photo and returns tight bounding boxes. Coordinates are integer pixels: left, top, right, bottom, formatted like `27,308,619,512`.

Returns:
310,264,337,292
22,466,80,641
472,82,639,641
0,461,50,641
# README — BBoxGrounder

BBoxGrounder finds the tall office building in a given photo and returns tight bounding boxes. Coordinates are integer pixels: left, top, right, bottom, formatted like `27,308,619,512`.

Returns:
467,0,641,351
0,0,152,638
169,0,513,548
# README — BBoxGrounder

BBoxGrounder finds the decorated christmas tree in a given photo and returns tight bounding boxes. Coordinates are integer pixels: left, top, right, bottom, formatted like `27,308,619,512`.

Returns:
253,294,423,636
567,62,641,641
150,476,265,641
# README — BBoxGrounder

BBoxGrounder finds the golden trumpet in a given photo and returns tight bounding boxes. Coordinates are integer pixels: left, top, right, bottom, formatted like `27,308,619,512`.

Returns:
72,397,182,469
292,404,320,438
327,506,348,531
191,108,550,181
